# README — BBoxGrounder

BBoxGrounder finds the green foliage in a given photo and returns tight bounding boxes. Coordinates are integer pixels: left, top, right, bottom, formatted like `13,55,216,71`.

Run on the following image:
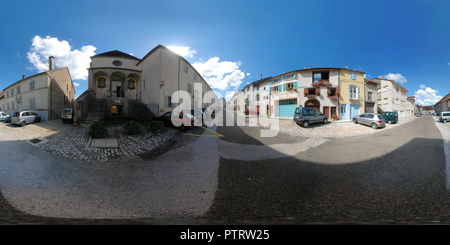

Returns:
148,120,164,132
123,120,141,135
88,120,108,139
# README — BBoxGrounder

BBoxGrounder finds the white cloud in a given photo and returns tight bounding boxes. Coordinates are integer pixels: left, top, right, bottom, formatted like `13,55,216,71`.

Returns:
193,57,245,90
380,73,407,84
73,82,80,87
26,35,96,80
225,90,236,100
167,46,197,58
415,85,442,105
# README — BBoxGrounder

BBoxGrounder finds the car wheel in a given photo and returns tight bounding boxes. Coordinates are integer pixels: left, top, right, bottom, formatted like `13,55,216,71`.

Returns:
444,119,447,123
302,121,309,128
372,123,378,129
388,120,392,124
353,119,358,124
323,118,327,124
21,121,26,127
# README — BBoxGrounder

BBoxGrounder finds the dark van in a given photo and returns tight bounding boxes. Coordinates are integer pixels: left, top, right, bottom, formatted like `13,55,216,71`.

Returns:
293,107,328,128
381,112,398,124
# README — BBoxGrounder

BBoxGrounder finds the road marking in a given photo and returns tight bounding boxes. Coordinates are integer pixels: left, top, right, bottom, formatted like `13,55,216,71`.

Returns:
182,126,224,137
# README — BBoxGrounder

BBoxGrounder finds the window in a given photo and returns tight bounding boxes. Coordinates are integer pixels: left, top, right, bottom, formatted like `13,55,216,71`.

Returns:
350,73,357,80
165,96,172,107
66,84,68,94
112,60,122,66
187,83,193,93
11,89,14,96
6,91,9,98
11,101,14,110
256,94,260,101
184,64,188,73
313,72,329,83
7,102,10,110
193,73,197,81
368,91,373,101
287,83,294,89
30,81,35,90
30,98,36,110
17,86,20,94
272,86,279,91
349,85,358,99
396,98,399,105
396,87,399,93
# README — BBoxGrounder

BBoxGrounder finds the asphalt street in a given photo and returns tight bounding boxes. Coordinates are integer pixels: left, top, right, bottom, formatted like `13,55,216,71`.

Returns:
0,112,449,224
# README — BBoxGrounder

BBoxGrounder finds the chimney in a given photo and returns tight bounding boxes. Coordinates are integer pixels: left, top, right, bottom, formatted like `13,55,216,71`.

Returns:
49,56,54,71
381,76,385,79
22,75,25,79
260,74,262,80
307,66,311,69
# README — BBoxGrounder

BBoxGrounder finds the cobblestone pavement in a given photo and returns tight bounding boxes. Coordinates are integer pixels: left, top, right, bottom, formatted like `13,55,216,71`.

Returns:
0,120,177,163
257,115,419,138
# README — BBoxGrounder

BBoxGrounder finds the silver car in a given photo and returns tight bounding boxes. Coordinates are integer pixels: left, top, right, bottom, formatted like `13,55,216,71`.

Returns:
352,113,385,129
440,111,450,123
0,111,10,121
12,111,41,126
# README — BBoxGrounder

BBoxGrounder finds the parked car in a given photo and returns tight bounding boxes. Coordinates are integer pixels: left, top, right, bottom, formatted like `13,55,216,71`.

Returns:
5,115,12,123
62,108,74,124
12,111,41,126
439,111,450,123
0,111,10,121
152,111,197,130
244,109,259,116
293,107,328,128
352,113,385,129
381,111,398,124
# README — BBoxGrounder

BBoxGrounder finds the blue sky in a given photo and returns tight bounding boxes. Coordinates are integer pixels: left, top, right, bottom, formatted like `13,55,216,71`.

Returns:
1,0,449,105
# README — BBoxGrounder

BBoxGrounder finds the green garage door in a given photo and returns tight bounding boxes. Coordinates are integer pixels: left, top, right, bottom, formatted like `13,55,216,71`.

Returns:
278,99,298,117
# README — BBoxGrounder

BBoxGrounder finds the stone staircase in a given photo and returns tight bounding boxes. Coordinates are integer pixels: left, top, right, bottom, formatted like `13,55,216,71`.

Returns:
80,99,104,127
131,100,157,124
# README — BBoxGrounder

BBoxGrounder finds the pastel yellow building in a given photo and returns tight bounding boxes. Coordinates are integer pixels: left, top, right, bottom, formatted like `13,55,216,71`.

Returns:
338,69,365,120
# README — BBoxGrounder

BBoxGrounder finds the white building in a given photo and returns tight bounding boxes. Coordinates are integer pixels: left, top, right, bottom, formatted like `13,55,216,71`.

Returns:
76,45,218,124
374,77,409,117
1,56,75,121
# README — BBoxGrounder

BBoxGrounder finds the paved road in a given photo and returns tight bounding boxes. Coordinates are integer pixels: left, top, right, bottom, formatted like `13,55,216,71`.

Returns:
0,113,449,224
206,113,450,224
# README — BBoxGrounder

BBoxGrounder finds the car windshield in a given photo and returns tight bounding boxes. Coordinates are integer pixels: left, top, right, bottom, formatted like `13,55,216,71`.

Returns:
377,115,383,120
12,112,20,117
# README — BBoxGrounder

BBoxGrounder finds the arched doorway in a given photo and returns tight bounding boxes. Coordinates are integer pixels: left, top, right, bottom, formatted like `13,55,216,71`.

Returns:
110,72,125,97
304,99,320,110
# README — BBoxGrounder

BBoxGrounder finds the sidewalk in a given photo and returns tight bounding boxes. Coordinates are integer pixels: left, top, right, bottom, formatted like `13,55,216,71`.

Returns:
0,120,177,163
250,114,419,139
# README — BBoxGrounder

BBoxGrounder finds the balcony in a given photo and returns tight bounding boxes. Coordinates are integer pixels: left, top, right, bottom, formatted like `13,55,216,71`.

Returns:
311,80,332,87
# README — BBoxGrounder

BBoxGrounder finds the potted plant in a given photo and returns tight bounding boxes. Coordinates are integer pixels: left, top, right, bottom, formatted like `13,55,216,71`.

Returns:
287,87,293,91
331,114,337,120
315,91,320,96
330,96,339,101
323,82,332,86
304,91,308,97
307,94,316,99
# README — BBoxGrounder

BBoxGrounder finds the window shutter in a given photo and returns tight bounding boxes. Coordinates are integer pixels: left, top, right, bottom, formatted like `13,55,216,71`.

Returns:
165,96,168,107
349,85,351,99
283,83,286,91
270,79,272,85
270,86,272,93
327,88,330,98
356,85,359,100
283,76,285,81
293,72,296,79
304,88,308,96
278,85,282,92
294,81,298,89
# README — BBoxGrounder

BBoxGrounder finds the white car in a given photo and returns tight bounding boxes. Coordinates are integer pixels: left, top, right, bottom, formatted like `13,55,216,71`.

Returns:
0,111,10,121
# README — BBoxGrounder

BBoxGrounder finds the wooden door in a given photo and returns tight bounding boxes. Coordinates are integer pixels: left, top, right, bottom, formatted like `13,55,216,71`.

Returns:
323,106,329,118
